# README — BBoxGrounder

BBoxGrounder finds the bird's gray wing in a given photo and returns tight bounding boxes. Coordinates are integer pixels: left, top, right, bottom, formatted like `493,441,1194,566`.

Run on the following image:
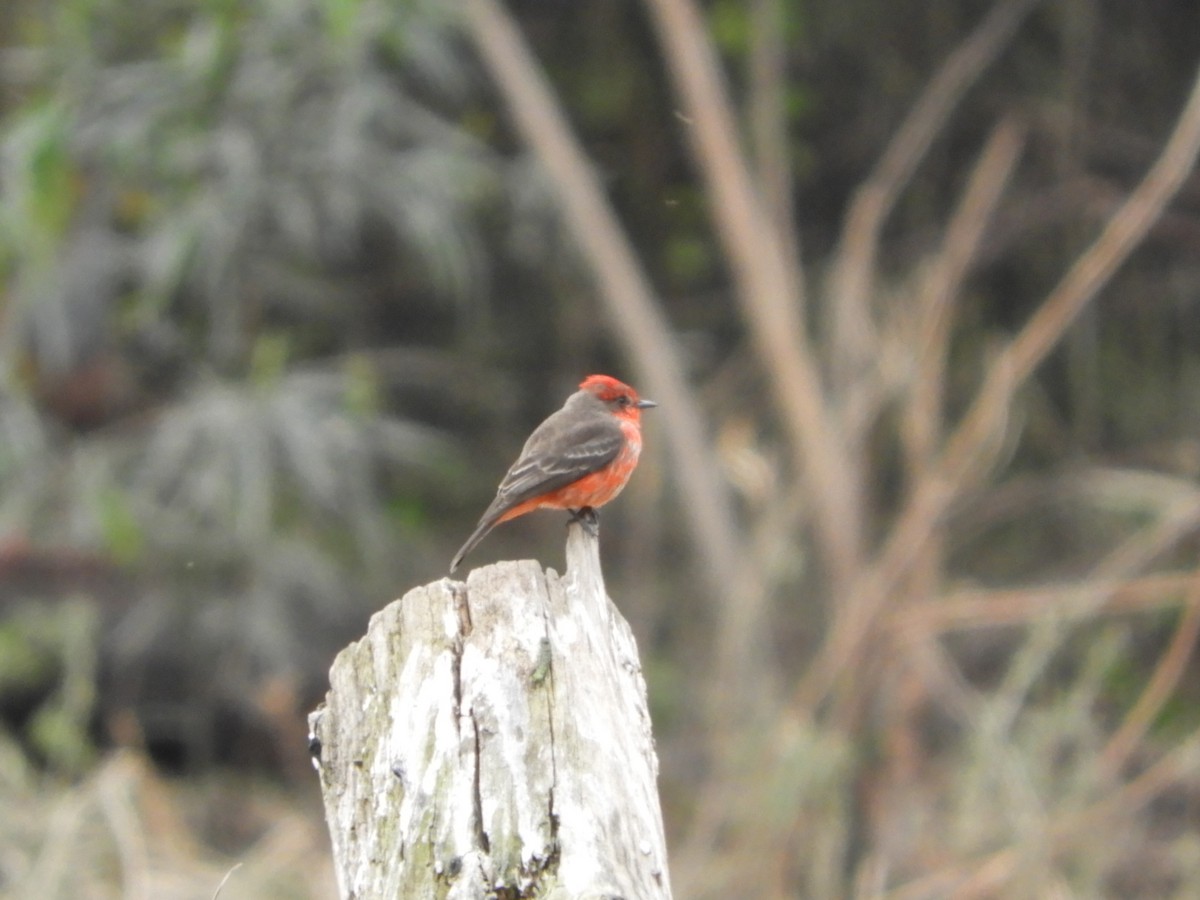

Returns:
482,413,624,519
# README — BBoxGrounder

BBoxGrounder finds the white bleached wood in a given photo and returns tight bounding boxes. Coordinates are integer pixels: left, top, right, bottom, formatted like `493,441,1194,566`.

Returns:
308,522,672,899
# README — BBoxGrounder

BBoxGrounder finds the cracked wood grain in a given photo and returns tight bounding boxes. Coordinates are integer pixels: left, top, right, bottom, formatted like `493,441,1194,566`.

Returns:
308,523,671,899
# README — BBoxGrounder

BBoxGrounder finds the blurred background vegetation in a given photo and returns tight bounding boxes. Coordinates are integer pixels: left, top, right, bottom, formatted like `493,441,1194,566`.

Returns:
2,0,1200,896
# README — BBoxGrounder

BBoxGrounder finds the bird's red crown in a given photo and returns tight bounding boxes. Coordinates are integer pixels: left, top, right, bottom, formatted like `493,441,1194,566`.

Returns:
580,374,638,403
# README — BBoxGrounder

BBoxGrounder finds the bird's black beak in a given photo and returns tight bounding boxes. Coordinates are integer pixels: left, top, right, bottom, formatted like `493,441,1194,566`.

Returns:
635,399,657,409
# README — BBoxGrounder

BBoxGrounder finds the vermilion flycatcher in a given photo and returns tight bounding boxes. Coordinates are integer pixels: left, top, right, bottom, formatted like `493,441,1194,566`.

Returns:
450,374,656,573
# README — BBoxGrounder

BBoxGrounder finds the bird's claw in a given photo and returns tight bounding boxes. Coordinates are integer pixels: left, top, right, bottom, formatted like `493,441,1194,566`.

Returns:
569,506,601,537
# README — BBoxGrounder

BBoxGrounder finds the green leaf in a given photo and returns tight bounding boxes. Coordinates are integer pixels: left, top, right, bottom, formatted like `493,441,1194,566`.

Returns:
6,102,76,255
28,703,95,774
322,0,361,45
711,0,751,55
343,354,381,417
95,487,145,566
250,333,291,386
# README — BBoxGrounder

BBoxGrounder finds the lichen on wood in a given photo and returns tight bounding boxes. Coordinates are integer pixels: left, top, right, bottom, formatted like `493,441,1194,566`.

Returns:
308,522,672,899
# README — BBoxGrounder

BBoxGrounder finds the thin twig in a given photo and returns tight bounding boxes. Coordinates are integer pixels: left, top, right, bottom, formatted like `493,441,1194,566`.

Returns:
24,779,93,897
831,0,1042,396
748,0,804,291
97,754,151,900
644,0,864,593
893,571,1197,634
956,735,1200,898
887,735,1200,899
1098,567,1200,777
212,862,243,899
904,116,1026,476
897,116,1026,654
944,64,1200,488
797,63,1200,713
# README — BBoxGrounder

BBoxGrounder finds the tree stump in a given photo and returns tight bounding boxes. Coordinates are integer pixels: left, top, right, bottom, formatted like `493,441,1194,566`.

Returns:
308,522,672,899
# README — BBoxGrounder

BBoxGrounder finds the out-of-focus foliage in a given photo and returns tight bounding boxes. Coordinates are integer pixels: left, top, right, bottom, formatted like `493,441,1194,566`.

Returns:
0,749,337,899
0,0,545,775
3,0,1200,896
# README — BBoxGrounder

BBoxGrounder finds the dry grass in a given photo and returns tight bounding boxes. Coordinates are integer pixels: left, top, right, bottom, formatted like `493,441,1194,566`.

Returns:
0,749,335,900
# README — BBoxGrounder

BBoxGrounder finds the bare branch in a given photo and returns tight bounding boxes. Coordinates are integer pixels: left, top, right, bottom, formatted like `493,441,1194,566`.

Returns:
644,0,864,590
944,65,1200,489
748,0,804,289
892,571,1197,634
799,64,1200,711
887,733,1200,899
1098,569,1200,777
831,0,1043,395
904,117,1026,474
899,117,1026,610
462,0,742,596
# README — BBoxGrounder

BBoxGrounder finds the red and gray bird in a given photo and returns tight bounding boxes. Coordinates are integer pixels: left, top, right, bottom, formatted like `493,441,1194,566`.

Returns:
450,374,656,573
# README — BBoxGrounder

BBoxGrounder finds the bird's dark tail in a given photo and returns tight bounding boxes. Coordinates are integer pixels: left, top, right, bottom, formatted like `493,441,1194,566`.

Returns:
449,517,497,573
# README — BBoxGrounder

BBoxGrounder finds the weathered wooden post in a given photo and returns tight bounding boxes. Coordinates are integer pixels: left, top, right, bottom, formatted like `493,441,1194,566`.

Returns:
308,522,672,899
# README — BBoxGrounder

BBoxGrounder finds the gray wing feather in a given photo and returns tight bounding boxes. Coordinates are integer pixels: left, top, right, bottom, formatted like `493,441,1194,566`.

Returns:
485,416,623,517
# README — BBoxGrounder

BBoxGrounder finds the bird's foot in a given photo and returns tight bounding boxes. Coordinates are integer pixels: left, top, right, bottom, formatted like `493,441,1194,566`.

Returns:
568,506,601,537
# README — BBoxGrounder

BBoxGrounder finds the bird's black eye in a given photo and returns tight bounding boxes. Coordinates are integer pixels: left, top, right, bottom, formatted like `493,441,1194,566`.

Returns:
617,395,632,407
